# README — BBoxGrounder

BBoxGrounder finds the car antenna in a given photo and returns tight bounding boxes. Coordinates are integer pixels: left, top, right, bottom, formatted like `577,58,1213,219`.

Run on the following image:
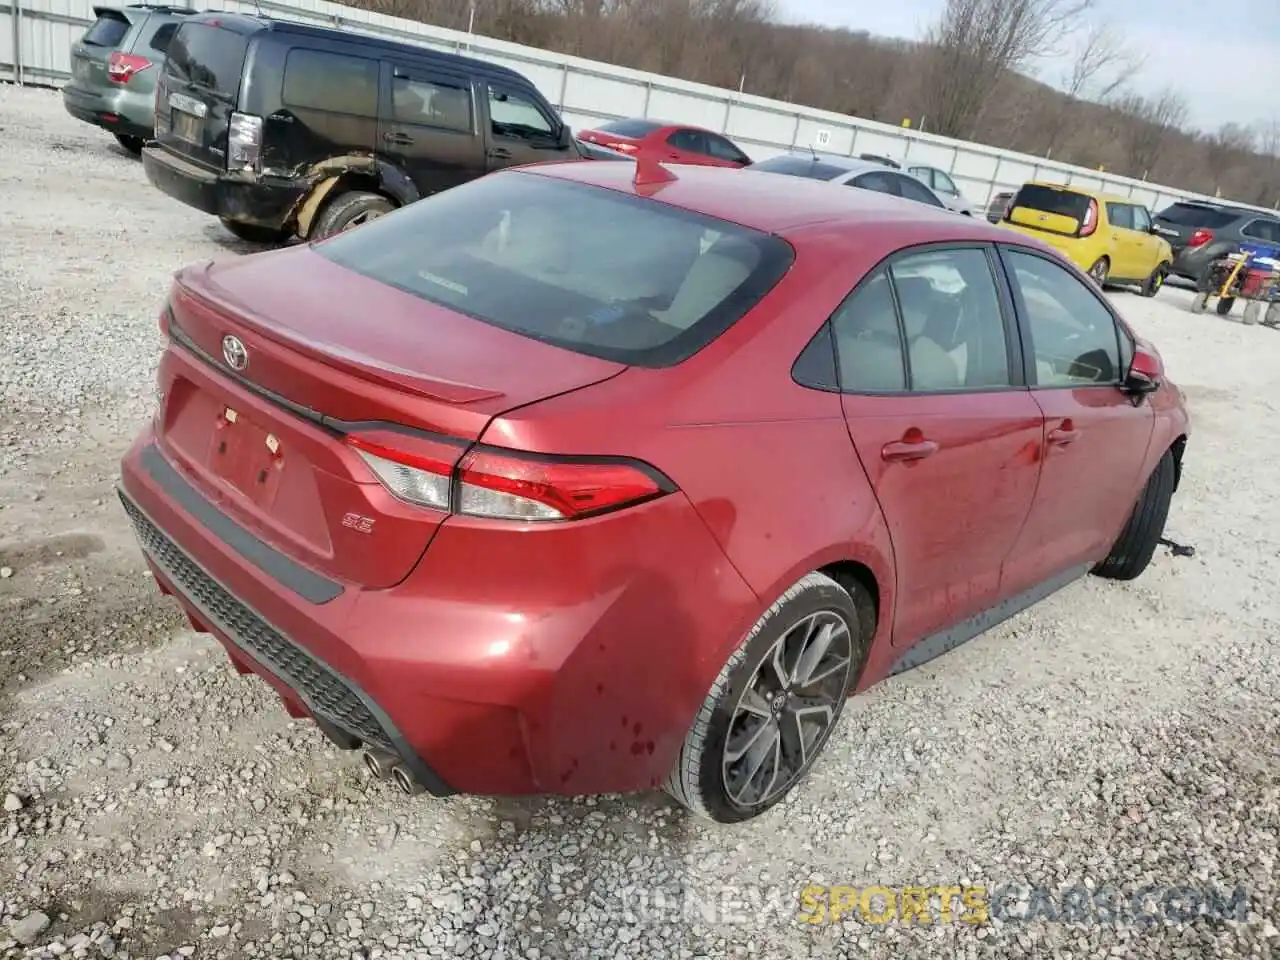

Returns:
633,155,678,188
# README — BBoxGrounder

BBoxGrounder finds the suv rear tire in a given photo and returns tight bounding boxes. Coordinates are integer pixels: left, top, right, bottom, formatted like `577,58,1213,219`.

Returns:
1092,451,1175,581
312,191,395,239
664,571,870,823
220,219,288,245
114,134,144,155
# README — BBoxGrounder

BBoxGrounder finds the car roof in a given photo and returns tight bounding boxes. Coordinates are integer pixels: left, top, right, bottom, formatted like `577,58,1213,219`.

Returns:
179,12,531,83
521,160,1003,239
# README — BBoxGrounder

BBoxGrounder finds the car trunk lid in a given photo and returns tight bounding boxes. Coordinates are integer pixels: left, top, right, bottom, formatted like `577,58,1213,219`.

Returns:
154,18,254,173
1006,184,1093,237
1152,202,1239,254
155,246,626,589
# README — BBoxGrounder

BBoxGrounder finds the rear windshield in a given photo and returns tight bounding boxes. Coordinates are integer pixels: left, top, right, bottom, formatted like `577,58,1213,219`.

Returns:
315,172,794,367
1155,203,1238,229
749,155,847,180
1010,184,1090,220
82,12,130,47
165,22,249,97
596,119,662,138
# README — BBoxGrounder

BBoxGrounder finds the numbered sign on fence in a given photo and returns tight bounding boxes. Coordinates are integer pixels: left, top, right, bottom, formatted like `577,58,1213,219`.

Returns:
813,129,831,149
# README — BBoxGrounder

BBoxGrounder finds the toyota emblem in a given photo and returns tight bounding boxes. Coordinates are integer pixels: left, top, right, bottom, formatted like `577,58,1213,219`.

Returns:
221,335,248,372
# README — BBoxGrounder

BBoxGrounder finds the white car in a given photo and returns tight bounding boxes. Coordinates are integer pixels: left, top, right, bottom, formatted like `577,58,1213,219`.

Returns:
907,164,977,216
748,153,959,214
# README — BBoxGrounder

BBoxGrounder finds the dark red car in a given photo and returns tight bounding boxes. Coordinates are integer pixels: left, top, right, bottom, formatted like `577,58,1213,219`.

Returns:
119,159,1189,823
575,118,752,168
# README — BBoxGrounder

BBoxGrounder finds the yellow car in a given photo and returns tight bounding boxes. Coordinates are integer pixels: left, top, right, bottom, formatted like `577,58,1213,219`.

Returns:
999,182,1173,296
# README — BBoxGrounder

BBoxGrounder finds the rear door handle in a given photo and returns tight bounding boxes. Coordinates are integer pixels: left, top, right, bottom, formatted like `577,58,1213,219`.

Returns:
382,131,413,146
488,147,513,160
881,438,939,462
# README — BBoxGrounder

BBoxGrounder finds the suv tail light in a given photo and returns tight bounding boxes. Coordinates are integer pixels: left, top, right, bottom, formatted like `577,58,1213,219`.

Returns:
228,111,264,172
107,52,152,84
345,434,672,521
1077,198,1099,238
1188,228,1214,248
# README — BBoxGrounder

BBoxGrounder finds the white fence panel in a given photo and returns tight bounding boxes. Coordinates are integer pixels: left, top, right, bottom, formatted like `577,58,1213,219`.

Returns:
2,0,1275,216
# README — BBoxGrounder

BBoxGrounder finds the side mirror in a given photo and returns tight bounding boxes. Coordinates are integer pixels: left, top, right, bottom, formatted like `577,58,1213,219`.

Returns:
557,124,573,149
1123,343,1163,401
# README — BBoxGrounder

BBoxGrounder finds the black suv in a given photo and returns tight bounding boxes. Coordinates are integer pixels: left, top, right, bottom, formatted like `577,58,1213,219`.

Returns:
142,13,589,242
1152,200,1280,285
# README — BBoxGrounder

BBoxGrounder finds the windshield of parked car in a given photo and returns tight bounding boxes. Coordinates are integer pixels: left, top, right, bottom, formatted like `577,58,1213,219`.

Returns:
314,172,795,367
749,156,848,180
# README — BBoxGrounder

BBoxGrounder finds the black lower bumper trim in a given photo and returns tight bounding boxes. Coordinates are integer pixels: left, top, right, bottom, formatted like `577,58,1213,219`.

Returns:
140,444,342,604
118,485,456,797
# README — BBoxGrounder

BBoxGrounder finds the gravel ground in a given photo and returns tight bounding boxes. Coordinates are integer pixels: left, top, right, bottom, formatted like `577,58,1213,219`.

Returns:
1,82,1277,960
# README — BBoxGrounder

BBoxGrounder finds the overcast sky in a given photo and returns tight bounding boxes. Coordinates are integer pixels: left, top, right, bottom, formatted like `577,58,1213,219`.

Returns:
778,0,1280,133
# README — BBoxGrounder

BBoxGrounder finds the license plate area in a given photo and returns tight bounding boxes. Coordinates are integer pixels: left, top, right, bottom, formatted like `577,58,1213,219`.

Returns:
171,109,203,145
210,406,285,509
73,58,92,81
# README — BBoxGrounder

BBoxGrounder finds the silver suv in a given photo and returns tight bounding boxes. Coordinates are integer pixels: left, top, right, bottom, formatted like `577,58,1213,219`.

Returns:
62,4,194,154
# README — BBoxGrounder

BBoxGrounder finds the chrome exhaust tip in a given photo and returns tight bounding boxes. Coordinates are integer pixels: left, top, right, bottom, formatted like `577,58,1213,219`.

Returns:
391,764,425,795
362,750,397,780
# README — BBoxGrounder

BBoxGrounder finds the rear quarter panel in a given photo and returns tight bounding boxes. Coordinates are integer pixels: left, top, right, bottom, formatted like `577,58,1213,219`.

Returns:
479,234,903,695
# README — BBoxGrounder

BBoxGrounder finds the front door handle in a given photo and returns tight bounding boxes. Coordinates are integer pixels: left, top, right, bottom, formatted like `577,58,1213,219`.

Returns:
882,432,939,462
488,147,513,160
1047,421,1080,447
382,131,413,146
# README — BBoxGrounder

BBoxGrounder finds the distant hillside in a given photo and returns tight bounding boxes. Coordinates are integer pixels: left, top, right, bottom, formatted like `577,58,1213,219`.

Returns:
339,0,1279,208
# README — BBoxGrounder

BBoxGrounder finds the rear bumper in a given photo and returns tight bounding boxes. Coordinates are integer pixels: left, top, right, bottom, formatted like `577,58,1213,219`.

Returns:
118,428,759,797
1170,245,1219,281
62,84,153,140
141,146,308,231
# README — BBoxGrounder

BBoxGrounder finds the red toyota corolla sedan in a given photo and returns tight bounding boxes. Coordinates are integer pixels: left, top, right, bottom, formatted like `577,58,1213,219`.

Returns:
575,118,752,168
118,158,1189,824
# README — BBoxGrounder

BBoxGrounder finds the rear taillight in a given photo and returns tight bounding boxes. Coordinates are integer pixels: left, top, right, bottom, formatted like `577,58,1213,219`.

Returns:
228,112,264,173
107,52,152,84
1078,198,1099,238
345,434,671,521
1188,228,1214,248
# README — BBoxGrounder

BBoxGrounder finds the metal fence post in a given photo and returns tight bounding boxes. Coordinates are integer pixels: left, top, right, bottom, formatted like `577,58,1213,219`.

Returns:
721,98,731,134
641,80,652,118
557,63,568,110
12,0,23,86
789,113,801,148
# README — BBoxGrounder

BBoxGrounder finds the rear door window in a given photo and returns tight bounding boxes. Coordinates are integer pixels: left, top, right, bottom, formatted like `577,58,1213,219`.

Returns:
164,22,250,97
82,11,131,47
1106,203,1134,229
282,49,379,117
1243,219,1280,243
896,175,944,207
390,70,472,132
313,171,794,367
852,171,899,195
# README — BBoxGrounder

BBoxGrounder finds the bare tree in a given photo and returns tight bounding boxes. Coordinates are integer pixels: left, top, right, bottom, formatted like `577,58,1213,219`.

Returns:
917,0,1092,139
1110,88,1190,179
1037,22,1142,156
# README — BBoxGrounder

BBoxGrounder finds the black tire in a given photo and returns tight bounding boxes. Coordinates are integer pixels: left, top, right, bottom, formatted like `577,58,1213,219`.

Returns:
311,191,395,240
664,571,871,823
1140,263,1168,298
1087,257,1109,287
220,219,288,244
1216,296,1235,316
113,133,144,155
1092,451,1176,581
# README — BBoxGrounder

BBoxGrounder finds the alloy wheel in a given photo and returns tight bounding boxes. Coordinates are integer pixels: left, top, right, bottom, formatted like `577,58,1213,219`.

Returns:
721,610,854,808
